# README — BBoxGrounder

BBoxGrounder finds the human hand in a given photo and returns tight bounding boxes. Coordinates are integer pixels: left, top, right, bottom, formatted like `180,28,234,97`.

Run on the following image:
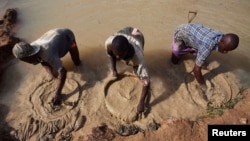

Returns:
200,84,207,92
46,75,54,82
52,94,62,105
44,72,57,82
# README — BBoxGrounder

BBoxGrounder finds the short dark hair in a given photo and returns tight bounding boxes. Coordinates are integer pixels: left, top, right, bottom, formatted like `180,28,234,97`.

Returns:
111,35,129,52
227,33,239,49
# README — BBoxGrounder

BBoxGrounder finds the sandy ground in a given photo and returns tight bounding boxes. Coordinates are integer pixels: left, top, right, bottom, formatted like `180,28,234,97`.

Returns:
0,0,250,141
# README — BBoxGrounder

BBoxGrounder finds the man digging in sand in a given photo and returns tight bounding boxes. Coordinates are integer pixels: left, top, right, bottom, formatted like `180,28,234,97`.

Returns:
12,28,81,105
170,23,239,99
105,26,150,114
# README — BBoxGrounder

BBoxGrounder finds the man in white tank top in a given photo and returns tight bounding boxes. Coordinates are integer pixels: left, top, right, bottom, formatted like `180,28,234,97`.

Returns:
105,26,150,114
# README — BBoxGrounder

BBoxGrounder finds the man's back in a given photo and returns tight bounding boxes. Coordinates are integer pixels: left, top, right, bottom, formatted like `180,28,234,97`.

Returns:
174,23,224,66
175,23,223,50
31,28,76,71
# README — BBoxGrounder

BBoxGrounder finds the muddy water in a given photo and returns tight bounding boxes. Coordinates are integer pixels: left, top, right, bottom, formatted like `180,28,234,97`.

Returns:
2,0,249,86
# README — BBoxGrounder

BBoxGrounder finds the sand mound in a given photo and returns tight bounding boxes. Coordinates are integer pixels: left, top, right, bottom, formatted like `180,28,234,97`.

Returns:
104,73,142,123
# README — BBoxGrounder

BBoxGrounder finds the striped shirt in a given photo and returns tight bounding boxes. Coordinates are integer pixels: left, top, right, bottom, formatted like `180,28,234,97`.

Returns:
174,23,223,66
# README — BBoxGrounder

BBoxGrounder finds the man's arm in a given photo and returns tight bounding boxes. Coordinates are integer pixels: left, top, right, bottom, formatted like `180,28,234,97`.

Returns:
56,67,67,95
105,37,118,77
193,64,206,89
108,52,118,77
137,77,150,113
53,67,67,105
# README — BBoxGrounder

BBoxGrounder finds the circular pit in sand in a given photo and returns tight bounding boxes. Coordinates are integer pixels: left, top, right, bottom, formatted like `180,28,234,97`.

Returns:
104,74,142,123
185,69,238,107
29,78,80,120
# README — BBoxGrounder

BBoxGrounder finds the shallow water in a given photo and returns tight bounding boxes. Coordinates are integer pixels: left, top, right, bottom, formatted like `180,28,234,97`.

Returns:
1,0,249,87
